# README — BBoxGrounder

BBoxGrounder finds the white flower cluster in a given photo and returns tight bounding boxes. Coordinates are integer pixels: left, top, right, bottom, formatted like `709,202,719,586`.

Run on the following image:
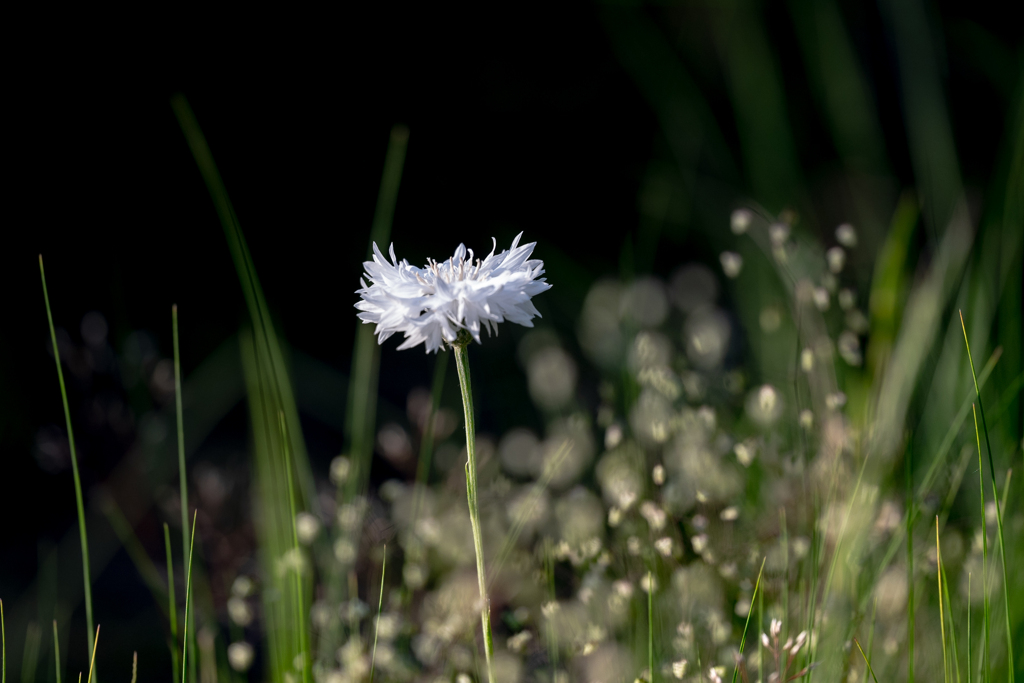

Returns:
355,232,552,353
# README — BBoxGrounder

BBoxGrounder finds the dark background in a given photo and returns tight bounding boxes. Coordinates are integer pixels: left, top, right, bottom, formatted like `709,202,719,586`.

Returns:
2,2,1020,677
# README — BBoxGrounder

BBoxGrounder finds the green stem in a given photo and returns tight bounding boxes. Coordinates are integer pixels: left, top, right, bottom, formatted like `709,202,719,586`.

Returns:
52,619,61,683
39,256,95,663
172,305,195,683
451,339,495,683
164,524,179,683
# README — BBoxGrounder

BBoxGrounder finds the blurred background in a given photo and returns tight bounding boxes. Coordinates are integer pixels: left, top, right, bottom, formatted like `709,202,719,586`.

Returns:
1,2,1021,681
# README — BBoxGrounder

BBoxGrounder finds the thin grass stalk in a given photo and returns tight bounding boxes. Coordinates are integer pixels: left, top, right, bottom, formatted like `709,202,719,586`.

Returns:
854,639,880,683
1,599,5,683
973,404,991,683
960,312,1014,682
968,573,972,683
85,626,99,683
181,511,197,683
866,598,877,683
648,570,654,683
164,523,179,683
39,256,95,661
172,305,196,683
130,652,136,683
938,517,950,683
730,557,765,683
278,413,310,683
451,339,495,683
757,569,763,683
940,537,962,683
346,125,410,502
21,622,41,683
52,620,60,683
906,449,915,683
370,546,386,683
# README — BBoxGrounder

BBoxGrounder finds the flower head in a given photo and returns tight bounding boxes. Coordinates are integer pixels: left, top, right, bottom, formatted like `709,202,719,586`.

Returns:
355,232,551,353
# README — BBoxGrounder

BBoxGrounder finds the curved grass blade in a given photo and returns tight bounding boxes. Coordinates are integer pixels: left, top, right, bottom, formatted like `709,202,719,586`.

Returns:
730,557,765,683
181,511,197,683
52,620,60,683
369,546,386,683
39,256,95,661
164,523,179,683
962,311,1013,682
172,305,196,683
130,652,137,683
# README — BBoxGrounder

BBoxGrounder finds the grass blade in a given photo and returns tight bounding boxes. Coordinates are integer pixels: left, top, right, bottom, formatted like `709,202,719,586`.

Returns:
2,599,5,683
278,412,310,683
346,125,410,501
130,652,137,683
20,622,40,683
39,255,95,661
854,638,880,683
973,404,991,683
52,620,60,683
181,511,197,683
730,557,765,683
164,523,179,683
648,569,654,683
963,309,1013,682
172,305,196,683
370,545,387,683
907,448,915,683
968,573,972,683
85,626,98,683
938,517,949,683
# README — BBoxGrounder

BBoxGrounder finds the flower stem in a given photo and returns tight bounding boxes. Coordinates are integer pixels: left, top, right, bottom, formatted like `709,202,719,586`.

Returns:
452,339,495,683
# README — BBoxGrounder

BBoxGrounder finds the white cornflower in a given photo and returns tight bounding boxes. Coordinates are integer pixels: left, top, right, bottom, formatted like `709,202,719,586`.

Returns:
355,233,552,353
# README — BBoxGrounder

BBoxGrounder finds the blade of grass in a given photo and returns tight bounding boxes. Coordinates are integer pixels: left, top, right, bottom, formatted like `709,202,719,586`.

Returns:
942,539,962,683
907,449,915,683
39,256,95,661
866,597,877,682
973,404,991,683
52,620,60,683
962,311,1013,683
2,599,5,683
85,626,99,683
20,622,40,683
968,573,973,683
854,638,880,683
164,523,179,683
278,412,310,683
130,652,137,683
172,305,196,683
346,124,411,502
938,517,950,683
369,545,386,683
181,511,197,683
648,569,654,683
730,557,765,683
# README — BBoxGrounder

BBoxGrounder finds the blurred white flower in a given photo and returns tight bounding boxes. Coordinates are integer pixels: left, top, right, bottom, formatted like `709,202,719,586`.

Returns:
355,233,551,353
227,641,255,672
731,208,752,234
836,222,857,247
719,251,743,278
295,512,321,545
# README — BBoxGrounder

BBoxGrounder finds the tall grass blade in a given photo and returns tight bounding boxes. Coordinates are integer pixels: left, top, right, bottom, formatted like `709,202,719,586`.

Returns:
85,626,98,683
52,620,60,683
854,639,880,683
968,573,973,683
278,412,310,683
39,255,95,660
730,557,765,683
20,622,40,683
181,511,197,683
130,652,136,683
938,517,950,683
369,545,386,683
172,305,195,683
973,404,990,683
164,523,179,683
906,448,915,683
346,124,410,501
648,570,654,683
962,311,1013,682
2,599,5,683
